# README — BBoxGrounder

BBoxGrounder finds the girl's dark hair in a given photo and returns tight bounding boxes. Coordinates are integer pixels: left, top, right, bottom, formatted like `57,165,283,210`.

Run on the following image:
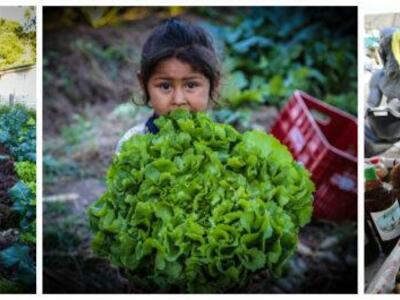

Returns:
139,17,220,104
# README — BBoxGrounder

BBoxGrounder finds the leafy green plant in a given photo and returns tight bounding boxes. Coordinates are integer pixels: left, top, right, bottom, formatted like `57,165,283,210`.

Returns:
204,7,357,115
0,105,36,293
0,244,35,288
210,108,253,132
0,106,36,199
11,161,36,244
0,105,36,162
61,114,93,145
43,154,83,184
14,161,36,192
88,109,314,292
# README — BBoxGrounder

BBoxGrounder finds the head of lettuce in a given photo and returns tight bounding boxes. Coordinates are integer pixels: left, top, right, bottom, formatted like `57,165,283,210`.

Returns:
88,109,314,293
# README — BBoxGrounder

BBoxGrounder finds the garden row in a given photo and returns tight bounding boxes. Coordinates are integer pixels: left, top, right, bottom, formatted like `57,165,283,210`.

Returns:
0,105,36,293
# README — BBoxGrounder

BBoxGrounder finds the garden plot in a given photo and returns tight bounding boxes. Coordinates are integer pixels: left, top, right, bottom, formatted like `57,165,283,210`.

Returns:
0,105,36,293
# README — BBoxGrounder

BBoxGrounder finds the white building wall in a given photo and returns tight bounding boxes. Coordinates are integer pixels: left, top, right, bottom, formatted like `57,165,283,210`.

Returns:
0,66,36,108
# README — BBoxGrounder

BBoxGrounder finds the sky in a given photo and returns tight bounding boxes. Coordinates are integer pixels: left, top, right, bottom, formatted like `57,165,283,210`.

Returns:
0,6,34,24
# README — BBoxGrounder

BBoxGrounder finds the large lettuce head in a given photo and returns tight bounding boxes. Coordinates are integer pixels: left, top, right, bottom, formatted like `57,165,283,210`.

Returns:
88,109,314,292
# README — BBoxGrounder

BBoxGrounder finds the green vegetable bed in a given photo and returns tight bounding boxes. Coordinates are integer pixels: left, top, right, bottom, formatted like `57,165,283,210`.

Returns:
89,109,314,292
0,105,36,293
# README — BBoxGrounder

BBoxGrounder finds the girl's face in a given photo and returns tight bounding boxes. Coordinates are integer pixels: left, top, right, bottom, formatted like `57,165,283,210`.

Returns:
146,58,211,115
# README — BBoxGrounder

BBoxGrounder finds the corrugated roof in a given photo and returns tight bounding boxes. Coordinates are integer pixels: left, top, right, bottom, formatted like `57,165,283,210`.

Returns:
0,63,36,75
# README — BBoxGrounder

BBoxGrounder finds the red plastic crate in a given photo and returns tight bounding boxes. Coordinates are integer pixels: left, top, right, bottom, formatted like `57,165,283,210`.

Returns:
270,91,357,222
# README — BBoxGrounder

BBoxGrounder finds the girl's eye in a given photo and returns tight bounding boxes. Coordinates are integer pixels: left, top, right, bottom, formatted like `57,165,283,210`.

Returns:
158,82,171,91
186,81,199,89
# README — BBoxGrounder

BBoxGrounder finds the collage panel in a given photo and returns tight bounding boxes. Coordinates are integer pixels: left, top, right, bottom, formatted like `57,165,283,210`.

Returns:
42,6,357,294
0,6,37,294
364,12,400,294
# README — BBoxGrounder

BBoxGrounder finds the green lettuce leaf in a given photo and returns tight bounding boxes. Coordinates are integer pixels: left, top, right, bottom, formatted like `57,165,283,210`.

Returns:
88,109,314,292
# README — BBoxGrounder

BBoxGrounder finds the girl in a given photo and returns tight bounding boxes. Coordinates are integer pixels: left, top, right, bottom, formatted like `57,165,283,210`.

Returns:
116,17,221,153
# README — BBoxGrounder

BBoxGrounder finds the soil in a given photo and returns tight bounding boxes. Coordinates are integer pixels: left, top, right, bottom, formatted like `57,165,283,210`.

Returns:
45,179,106,214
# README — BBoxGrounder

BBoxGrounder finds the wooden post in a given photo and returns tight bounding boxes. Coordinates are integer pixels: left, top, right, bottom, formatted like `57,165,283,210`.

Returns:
9,93,14,106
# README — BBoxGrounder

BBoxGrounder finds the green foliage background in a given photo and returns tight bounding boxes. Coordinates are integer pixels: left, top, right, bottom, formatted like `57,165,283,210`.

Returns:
0,15,36,70
199,7,357,115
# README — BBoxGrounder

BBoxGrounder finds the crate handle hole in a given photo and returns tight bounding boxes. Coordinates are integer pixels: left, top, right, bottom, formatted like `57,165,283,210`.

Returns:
310,109,331,126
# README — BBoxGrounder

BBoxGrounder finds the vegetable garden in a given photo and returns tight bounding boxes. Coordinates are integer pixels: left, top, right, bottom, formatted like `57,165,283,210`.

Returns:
0,105,36,293
0,8,36,294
